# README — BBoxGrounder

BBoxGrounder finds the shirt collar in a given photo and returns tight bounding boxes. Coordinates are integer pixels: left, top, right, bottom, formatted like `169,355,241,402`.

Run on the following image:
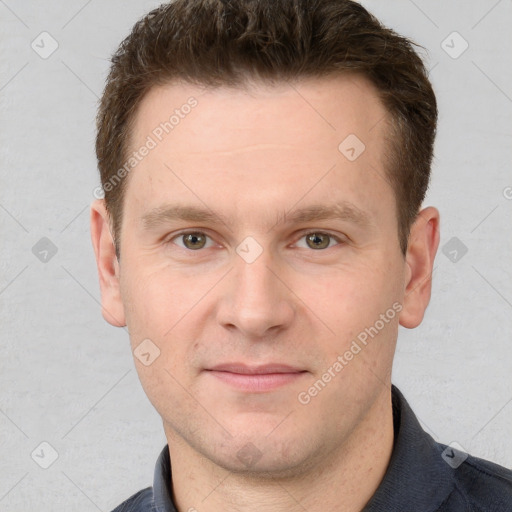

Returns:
363,385,454,511
152,443,175,512
151,385,454,511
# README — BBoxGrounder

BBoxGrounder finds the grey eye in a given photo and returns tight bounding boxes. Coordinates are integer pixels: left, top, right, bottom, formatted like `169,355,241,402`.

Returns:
182,232,207,250
305,233,331,250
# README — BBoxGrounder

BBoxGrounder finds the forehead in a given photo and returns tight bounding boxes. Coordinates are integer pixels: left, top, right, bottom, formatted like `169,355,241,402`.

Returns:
125,74,394,229
132,73,388,153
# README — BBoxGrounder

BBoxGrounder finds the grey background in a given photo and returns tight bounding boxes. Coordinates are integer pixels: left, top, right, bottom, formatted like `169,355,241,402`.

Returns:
1,0,511,510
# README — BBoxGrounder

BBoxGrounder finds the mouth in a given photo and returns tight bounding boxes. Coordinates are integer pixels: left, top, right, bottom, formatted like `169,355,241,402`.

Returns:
204,363,308,392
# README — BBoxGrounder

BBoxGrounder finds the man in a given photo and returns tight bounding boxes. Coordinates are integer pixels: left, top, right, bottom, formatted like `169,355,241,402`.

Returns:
90,0,512,510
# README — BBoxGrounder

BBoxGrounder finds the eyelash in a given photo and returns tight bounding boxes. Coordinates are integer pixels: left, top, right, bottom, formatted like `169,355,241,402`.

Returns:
167,230,346,251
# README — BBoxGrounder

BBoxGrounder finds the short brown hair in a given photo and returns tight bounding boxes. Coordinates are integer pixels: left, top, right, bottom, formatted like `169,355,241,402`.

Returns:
96,0,437,257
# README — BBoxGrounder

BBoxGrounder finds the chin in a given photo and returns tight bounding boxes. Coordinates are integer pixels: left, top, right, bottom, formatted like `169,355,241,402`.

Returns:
206,429,324,481
207,451,310,481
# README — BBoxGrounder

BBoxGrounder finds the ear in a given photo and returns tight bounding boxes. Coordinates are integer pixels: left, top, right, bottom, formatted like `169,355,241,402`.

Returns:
90,199,126,327
399,206,440,329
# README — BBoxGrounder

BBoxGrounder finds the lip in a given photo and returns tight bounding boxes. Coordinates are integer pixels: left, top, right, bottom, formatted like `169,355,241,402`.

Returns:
205,363,307,392
208,363,305,374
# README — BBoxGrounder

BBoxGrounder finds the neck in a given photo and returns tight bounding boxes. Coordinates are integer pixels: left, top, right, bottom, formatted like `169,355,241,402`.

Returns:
165,387,394,512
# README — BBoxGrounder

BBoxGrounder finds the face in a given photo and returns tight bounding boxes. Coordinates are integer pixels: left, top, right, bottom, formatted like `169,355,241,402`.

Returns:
92,74,439,477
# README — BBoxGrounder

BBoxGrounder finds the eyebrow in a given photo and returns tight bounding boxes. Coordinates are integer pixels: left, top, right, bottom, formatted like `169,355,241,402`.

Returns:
141,202,373,231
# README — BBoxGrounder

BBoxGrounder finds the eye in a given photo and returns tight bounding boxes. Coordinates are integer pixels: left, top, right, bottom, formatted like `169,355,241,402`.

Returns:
172,231,215,250
295,232,343,250
168,230,344,252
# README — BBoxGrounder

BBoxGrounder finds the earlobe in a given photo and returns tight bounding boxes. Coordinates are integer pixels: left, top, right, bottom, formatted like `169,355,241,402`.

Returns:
90,200,126,327
399,206,440,329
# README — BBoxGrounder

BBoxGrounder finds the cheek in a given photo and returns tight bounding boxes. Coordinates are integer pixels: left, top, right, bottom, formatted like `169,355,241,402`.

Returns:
316,261,392,312
120,261,195,340
119,261,223,387
303,257,402,354
120,265,198,414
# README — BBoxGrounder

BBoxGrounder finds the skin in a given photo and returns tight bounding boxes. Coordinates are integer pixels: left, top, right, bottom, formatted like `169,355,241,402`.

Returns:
91,73,439,511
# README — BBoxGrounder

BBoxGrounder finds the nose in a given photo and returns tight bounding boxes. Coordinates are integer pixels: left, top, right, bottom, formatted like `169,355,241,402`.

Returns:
216,245,295,339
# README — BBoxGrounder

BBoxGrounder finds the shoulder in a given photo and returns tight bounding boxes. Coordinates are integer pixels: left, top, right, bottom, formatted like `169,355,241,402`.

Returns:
440,451,512,511
109,486,154,512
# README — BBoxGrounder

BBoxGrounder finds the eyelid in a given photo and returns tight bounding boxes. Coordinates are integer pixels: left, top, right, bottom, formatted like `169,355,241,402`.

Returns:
167,229,217,249
291,229,347,248
166,228,347,251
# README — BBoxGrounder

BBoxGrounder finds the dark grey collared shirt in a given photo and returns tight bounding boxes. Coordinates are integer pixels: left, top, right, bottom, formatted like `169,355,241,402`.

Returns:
111,386,512,511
